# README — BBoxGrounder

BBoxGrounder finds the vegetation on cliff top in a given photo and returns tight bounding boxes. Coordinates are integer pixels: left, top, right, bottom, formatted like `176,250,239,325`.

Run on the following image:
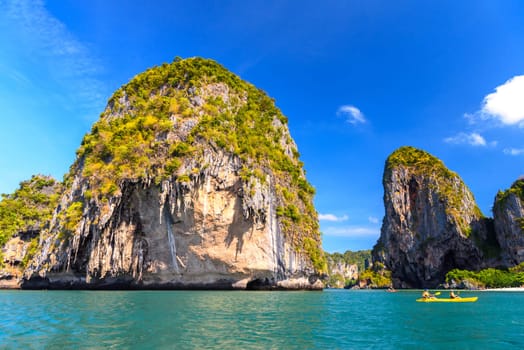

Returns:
386,146,449,171
0,175,62,247
495,179,524,204
70,57,325,272
385,146,483,235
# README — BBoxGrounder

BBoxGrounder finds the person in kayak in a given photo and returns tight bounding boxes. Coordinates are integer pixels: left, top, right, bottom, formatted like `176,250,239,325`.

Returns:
422,289,435,299
450,291,460,299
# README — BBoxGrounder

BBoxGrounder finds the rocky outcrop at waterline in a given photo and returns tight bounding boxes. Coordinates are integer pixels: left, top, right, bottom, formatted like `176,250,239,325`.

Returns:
372,146,498,288
1,57,325,290
0,175,62,288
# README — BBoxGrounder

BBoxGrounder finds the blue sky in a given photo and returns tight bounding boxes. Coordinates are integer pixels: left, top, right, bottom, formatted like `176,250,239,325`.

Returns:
1,1,523,253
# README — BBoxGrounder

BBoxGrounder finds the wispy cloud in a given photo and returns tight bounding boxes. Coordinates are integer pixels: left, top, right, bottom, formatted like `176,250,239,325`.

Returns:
319,213,349,222
444,132,495,147
337,105,367,125
0,64,31,86
481,75,524,126
368,216,379,224
503,148,524,156
1,0,105,113
323,226,380,237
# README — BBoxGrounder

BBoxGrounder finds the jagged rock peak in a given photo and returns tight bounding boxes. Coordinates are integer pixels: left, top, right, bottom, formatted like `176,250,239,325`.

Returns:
373,146,495,288
22,57,324,290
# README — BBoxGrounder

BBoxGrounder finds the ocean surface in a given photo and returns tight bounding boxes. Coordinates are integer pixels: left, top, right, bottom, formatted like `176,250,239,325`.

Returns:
1,289,523,349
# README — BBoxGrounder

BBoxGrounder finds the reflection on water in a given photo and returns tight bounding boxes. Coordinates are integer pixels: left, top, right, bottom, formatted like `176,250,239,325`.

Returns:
1,290,524,349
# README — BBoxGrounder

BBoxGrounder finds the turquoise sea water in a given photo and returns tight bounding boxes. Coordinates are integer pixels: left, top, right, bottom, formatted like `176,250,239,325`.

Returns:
1,289,523,349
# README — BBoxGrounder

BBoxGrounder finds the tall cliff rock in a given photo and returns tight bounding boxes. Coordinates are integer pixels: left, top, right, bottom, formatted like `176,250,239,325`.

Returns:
20,57,324,290
493,179,524,266
372,146,497,288
0,176,62,288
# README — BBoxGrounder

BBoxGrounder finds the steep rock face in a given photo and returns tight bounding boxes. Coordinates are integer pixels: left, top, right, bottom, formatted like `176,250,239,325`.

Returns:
493,179,524,265
22,58,324,290
0,175,62,288
372,146,495,288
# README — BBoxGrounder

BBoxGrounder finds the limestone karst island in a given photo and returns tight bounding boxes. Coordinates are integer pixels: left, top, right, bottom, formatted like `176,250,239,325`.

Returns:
1,58,524,290
1,58,324,290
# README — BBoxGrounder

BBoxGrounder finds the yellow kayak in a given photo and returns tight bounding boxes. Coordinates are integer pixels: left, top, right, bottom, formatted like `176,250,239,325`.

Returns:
416,297,478,303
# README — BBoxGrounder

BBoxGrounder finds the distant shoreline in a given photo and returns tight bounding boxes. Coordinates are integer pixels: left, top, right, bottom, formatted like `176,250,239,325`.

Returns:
480,287,524,292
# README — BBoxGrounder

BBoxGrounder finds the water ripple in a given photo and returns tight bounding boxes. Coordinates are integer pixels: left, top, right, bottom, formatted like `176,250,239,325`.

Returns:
1,290,524,349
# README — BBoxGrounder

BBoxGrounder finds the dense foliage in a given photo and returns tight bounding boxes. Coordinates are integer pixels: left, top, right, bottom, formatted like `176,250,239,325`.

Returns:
0,175,62,247
71,57,325,272
386,146,449,170
386,146,483,235
446,263,524,288
76,57,296,196
359,262,392,288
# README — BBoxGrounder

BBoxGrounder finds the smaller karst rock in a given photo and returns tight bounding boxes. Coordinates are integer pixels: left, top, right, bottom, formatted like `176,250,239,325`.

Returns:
372,146,497,288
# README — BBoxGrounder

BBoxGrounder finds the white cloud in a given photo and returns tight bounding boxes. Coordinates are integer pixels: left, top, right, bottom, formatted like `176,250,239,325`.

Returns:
319,213,349,222
323,226,380,237
444,132,494,147
481,75,524,126
368,216,379,224
337,105,367,124
503,148,524,156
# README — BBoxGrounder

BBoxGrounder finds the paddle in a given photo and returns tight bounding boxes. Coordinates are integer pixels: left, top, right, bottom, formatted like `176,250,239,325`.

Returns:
434,292,441,296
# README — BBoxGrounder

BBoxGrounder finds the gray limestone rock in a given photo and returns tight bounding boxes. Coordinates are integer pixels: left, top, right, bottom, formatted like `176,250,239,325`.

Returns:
372,146,496,288
493,180,524,266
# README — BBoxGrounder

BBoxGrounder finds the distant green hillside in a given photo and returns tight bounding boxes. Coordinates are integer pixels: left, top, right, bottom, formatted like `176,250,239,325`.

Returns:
326,249,371,273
